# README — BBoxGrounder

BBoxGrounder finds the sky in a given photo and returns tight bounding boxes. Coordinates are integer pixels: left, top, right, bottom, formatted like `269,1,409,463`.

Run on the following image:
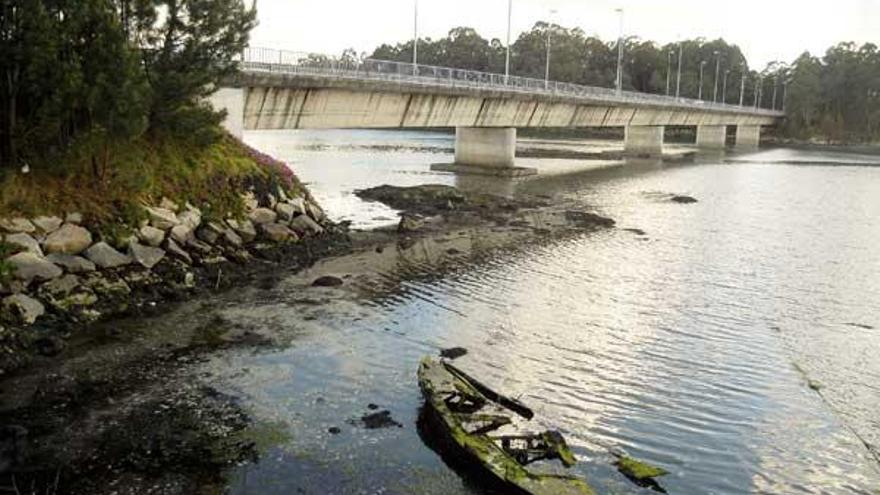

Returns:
249,0,879,69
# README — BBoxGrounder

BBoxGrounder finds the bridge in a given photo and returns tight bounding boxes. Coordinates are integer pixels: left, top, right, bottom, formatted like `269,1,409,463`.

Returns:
213,48,784,176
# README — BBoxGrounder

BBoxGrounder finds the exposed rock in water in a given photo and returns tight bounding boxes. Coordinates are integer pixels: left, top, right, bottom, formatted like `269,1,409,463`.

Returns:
354,410,403,429
1,294,46,325
84,242,132,269
6,252,63,282
440,347,468,359
397,213,424,233
564,210,616,228
623,228,647,236
671,195,698,204
328,426,341,435
43,223,93,255
312,275,343,287
845,322,875,330
615,454,669,492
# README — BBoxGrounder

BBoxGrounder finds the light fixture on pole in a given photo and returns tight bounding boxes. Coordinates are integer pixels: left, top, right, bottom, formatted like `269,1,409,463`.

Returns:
712,50,720,103
505,0,512,84
615,8,624,95
739,68,746,106
412,0,419,75
666,51,673,96
544,9,557,90
676,39,683,99
722,69,730,104
699,60,707,100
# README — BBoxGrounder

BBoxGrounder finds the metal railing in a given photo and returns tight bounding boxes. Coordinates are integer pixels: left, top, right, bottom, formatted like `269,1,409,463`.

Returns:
241,47,784,117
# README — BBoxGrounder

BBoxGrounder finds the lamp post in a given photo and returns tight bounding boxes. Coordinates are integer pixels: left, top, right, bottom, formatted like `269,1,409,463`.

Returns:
505,0,512,84
544,9,557,90
754,76,762,108
739,71,746,106
772,75,778,110
615,8,624,95
712,50,721,103
782,80,788,112
666,51,673,96
412,0,418,75
699,60,707,100
676,41,683,99
722,69,730,104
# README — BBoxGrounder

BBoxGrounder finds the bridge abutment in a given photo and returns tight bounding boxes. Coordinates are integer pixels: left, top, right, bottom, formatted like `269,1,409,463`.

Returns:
735,125,761,150
208,88,245,139
431,127,536,177
696,125,728,149
624,126,664,157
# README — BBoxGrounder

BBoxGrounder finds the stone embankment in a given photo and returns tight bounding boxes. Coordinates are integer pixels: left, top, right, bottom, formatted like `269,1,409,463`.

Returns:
0,188,336,373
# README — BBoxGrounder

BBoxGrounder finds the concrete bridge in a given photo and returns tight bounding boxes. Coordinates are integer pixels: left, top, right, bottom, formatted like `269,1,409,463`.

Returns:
214,48,783,175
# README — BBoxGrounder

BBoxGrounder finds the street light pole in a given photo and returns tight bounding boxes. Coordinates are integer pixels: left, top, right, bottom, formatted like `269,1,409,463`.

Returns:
722,69,730,104
772,76,778,110
676,41,683,99
666,51,672,96
782,80,788,112
615,8,624,95
505,0,512,84
712,50,720,103
544,9,556,90
412,0,418,75
699,60,706,100
754,76,762,108
739,71,746,106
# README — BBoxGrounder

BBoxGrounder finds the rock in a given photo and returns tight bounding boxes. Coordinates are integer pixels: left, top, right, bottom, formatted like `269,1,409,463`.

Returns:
196,223,222,244
159,197,179,212
0,218,36,234
84,242,131,269
170,223,195,244
671,195,698,204
242,191,259,211
65,212,83,224
1,294,45,325
178,209,202,229
5,233,43,256
328,426,341,435
275,202,296,222
129,242,166,269
164,239,192,265
276,186,289,202
41,274,80,297
31,216,63,234
305,201,326,223
226,218,256,243
397,214,423,233
290,214,324,236
260,223,295,242
183,272,195,288
144,206,179,230
312,275,343,287
439,347,468,359
356,410,402,429
186,238,214,255
288,197,307,216
221,228,243,248
43,223,93,255
45,254,96,274
86,275,131,298
138,225,165,247
249,208,277,225
6,252,63,282
564,211,616,228
623,228,647,236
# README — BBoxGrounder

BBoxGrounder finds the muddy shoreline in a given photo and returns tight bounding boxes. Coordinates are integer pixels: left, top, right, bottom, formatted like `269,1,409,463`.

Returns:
0,185,616,494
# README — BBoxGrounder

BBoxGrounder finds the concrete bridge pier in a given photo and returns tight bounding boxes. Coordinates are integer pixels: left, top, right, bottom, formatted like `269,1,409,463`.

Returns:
696,125,728,149
624,126,664,157
431,127,537,177
735,125,762,150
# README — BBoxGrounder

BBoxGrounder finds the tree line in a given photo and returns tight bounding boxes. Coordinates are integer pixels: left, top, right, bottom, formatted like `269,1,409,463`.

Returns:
370,25,880,143
0,0,256,170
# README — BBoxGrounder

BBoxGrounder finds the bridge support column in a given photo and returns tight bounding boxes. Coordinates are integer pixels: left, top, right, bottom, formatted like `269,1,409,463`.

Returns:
735,125,761,150
431,127,536,177
624,126,664,157
696,125,727,149
208,88,244,139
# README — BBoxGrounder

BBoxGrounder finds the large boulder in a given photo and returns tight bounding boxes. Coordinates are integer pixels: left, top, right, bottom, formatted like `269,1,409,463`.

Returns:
275,203,296,222
45,254,96,274
84,242,131,269
31,216,63,234
290,215,324,236
220,228,243,248
178,209,202,229
43,223,93,255
196,222,224,245
305,201,326,223
138,226,165,247
6,252,63,282
170,223,195,244
5,233,43,256
260,223,296,242
144,206,179,231
249,208,277,225
129,242,166,269
226,218,256,243
164,239,192,265
40,274,81,298
0,218,36,234
1,294,45,325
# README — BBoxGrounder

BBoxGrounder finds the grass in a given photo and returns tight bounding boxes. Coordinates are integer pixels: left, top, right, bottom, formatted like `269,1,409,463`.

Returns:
0,131,309,231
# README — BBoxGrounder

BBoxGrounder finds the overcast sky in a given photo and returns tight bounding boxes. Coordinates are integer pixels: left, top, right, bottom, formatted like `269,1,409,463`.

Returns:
250,0,878,69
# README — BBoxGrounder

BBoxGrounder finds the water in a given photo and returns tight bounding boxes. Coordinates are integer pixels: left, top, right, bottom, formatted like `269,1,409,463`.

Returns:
213,130,880,494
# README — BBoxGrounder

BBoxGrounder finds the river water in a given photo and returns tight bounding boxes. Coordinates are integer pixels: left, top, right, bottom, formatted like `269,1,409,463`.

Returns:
206,130,880,494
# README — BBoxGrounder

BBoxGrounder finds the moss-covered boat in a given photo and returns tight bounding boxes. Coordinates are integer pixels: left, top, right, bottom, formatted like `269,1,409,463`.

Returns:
418,357,595,495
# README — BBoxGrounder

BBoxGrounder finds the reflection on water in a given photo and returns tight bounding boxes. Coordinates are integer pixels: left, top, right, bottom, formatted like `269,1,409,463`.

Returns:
213,130,880,494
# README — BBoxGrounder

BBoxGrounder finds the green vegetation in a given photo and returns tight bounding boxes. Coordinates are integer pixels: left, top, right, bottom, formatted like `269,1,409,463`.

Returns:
0,0,269,222
370,25,880,144
614,455,669,481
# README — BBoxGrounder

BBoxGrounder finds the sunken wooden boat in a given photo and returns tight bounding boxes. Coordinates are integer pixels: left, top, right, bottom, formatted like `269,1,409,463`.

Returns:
418,357,595,495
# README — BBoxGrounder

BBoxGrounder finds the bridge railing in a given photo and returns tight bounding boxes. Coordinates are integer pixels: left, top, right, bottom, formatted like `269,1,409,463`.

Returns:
241,47,784,117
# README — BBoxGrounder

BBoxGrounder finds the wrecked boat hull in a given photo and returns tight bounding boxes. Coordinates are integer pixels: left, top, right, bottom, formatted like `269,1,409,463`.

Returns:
417,357,595,495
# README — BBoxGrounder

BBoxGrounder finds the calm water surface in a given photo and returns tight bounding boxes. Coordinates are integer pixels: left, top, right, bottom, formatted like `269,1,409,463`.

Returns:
207,130,880,494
